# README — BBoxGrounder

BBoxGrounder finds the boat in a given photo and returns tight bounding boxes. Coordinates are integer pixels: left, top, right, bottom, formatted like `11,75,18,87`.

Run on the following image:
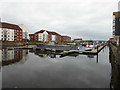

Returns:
85,47,92,51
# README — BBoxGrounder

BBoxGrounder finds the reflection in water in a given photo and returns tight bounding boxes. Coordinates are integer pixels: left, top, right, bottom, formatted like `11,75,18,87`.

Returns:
0,50,2,67
30,49,98,59
109,47,120,89
2,47,111,88
1,49,28,66
0,49,1,90
30,49,79,58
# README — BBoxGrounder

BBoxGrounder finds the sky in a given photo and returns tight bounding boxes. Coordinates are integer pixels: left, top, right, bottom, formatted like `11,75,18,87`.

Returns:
0,0,119,40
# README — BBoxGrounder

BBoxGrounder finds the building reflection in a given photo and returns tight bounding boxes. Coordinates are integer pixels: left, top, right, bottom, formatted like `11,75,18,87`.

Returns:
1,49,28,66
29,49,80,58
0,50,2,70
29,49,56,58
109,47,120,89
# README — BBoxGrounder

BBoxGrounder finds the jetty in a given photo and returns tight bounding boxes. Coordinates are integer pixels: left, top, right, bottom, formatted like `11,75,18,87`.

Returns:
5,44,106,56
59,45,106,57
6,45,37,50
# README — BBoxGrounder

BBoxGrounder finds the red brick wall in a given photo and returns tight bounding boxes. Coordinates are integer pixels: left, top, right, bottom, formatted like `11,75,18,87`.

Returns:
48,34,51,42
56,35,62,43
61,36,71,42
34,33,39,41
29,34,35,41
17,30,23,42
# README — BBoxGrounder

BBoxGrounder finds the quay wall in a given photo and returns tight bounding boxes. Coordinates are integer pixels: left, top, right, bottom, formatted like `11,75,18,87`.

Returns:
110,43,120,65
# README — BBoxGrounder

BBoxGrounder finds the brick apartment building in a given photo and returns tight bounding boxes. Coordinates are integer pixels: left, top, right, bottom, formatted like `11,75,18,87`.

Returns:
113,12,120,36
30,30,62,43
29,30,71,43
0,22,23,42
112,2,120,46
47,31,62,43
19,24,30,41
29,34,35,42
0,22,71,43
61,36,71,42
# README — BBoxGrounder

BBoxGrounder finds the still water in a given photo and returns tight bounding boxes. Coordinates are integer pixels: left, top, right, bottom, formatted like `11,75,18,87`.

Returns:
1,46,112,88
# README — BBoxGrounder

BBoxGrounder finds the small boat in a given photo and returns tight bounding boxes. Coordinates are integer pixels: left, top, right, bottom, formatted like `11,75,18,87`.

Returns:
85,47,92,51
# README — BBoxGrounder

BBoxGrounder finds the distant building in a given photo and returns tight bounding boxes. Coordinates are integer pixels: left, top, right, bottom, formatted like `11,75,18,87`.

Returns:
34,30,48,42
61,36,71,42
29,34,35,41
73,38,82,42
19,24,30,41
47,31,61,43
34,30,62,43
112,2,120,47
0,22,23,42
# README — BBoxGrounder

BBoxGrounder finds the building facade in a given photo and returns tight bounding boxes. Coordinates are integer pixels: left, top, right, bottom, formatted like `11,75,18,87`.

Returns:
113,12,120,36
34,30,48,42
73,38,82,42
0,22,23,42
61,36,71,42
29,34,35,41
47,31,61,43
19,24,30,41
34,30,62,43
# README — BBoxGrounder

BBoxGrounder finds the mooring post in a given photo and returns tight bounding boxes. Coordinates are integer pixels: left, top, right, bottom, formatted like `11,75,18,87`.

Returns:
96,54,99,63
97,45,98,53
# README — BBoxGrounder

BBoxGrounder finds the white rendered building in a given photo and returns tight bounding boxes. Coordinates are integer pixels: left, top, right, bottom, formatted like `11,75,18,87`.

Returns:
1,28,14,41
19,24,30,41
0,28,2,41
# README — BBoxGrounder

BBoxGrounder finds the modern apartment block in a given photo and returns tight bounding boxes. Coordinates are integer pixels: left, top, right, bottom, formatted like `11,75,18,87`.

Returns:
112,2,120,46
47,31,62,43
34,30,49,42
0,22,71,43
19,24,30,41
113,12,120,36
31,30,62,43
61,36,71,42
29,34,35,41
0,22,23,42
29,30,71,43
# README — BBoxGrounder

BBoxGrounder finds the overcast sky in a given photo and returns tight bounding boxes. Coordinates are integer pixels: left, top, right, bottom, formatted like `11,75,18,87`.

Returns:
0,0,119,40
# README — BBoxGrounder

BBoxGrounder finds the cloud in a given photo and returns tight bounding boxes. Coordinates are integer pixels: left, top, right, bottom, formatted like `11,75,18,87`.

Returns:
0,0,119,40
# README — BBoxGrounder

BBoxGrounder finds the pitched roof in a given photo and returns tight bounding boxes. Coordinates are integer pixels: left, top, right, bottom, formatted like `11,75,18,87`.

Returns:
35,30,45,34
29,34,34,36
0,22,22,30
47,31,61,36
35,30,61,36
74,38,82,40
61,35,71,38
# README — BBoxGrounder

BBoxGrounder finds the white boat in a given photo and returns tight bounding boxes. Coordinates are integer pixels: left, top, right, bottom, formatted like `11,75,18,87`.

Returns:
85,47,92,51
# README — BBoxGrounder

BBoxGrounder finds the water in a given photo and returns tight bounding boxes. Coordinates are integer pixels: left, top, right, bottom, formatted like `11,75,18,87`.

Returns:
1,46,112,88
